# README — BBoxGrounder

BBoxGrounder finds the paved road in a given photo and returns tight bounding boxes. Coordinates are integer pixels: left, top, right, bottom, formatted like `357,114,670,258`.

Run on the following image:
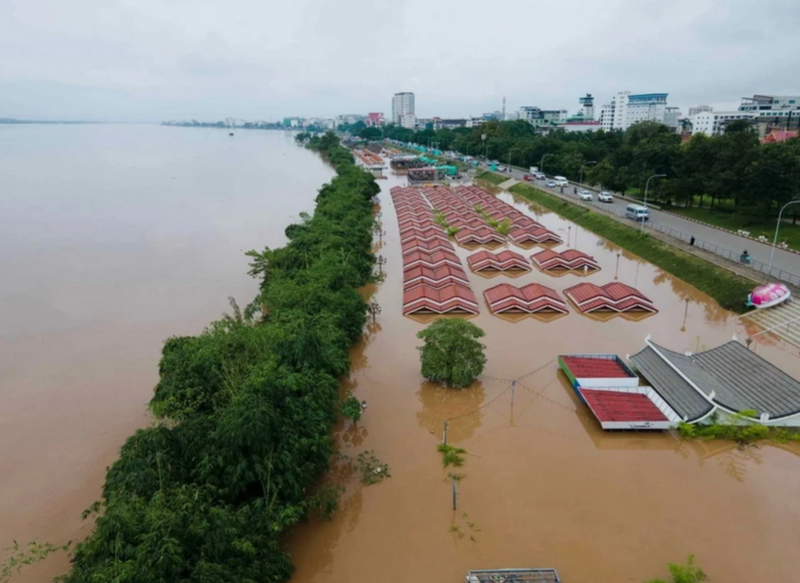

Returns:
487,164,800,283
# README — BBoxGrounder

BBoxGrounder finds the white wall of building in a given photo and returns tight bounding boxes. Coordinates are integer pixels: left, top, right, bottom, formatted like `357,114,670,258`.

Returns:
598,91,670,131
689,111,756,136
400,112,416,129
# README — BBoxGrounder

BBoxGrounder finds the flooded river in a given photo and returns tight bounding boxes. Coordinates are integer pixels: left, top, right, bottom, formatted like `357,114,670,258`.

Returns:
3,132,799,583
0,125,334,581
288,171,800,583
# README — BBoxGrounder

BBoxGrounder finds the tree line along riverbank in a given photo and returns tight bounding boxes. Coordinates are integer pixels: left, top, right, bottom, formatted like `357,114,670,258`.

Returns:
55,135,379,581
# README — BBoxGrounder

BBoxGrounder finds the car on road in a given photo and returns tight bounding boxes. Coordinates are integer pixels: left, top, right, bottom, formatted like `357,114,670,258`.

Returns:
497,165,506,172
598,191,614,203
523,174,533,181
533,172,546,180
545,180,556,187
578,190,593,201
626,204,650,221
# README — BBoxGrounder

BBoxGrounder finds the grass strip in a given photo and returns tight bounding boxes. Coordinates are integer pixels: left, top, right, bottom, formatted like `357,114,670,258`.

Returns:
509,183,756,313
476,171,507,186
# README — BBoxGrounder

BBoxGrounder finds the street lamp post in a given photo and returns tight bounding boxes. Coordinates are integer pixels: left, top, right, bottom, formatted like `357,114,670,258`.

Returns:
540,153,554,176
641,173,667,233
579,161,597,186
768,200,800,273
507,148,520,173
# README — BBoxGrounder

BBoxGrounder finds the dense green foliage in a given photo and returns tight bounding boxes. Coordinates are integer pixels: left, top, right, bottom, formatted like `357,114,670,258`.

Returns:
61,133,379,582
385,119,800,221
417,319,487,387
509,183,755,312
678,411,800,444
645,555,707,583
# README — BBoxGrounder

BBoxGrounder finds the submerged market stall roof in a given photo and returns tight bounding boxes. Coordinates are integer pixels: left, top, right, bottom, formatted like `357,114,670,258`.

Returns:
466,569,561,583
630,338,800,423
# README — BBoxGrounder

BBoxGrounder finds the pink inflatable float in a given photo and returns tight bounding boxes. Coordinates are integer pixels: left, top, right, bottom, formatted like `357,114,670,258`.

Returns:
747,283,792,309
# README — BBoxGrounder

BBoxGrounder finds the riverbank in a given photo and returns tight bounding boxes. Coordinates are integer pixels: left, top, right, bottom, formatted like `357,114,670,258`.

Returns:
56,135,379,582
508,183,756,312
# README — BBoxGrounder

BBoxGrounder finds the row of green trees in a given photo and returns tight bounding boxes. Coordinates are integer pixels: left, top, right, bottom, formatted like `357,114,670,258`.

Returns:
60,133,379,581
375,119,800,222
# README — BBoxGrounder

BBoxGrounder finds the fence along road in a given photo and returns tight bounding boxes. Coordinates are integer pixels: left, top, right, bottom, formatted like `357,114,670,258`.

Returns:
494,166,800,286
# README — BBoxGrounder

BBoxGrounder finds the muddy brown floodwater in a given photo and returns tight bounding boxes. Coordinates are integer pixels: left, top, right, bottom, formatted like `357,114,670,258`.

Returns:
0,125,334,582
288,172,800,583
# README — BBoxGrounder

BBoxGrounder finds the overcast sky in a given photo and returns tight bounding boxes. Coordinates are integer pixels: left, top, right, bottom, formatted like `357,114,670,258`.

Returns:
1,0,798,122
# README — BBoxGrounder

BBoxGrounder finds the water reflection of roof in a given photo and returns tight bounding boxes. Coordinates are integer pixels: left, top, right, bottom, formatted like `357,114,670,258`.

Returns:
630,340,800,421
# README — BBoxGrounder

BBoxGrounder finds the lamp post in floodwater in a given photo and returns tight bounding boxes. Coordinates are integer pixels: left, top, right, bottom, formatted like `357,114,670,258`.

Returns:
768,199,800,273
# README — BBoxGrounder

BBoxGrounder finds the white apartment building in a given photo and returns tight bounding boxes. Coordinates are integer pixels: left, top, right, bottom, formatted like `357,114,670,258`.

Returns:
599,91,669,131
392,92,415,125
689,111,755,136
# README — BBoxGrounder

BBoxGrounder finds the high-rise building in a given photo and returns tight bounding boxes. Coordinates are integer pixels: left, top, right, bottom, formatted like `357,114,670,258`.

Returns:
392,92,415,125
599,91,669,131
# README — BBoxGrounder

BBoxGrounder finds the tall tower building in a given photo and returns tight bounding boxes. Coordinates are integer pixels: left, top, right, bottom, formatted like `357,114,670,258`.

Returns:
579,94,595,120
392,92,415,126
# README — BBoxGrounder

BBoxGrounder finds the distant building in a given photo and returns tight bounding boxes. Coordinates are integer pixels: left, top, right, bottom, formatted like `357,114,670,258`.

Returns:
482,110,504,121
579,94,595,120
688,105,712,117
400,112,416,129
392,92,415,125
466,118,485,128
505,111,520,121
738,94,800,134
599,91,670,131
689,110,756,136
664,106,681,129
366,112,385,127
761,129,799,144
335,114,366,127
519,106,567,128
434,118,468,129
563,120,601,133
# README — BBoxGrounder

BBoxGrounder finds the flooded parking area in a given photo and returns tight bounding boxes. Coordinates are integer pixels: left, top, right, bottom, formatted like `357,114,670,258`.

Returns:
288,173,800,583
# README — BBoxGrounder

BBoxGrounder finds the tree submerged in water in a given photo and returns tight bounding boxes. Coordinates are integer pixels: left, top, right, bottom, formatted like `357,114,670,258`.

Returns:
417,319,486,388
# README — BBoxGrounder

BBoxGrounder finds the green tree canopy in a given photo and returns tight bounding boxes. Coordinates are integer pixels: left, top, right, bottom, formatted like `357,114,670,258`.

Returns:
417,319,487,388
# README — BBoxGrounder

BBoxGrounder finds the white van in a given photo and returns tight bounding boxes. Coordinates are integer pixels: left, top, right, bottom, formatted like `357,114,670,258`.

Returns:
554,176,569,187
626,204,650,222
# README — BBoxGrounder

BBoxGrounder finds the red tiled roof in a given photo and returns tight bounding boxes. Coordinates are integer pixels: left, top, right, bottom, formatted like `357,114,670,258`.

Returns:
563,282,655,312
561,356,632,378
580,390,668,422
532,248,599,271
483,283,568,314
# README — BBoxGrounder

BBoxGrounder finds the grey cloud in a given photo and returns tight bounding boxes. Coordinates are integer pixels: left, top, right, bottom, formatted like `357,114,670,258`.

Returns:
0,0,797,122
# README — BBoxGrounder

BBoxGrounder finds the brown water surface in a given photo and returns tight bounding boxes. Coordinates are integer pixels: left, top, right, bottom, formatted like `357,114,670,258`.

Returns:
0,125,334,581
288,174,800,583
